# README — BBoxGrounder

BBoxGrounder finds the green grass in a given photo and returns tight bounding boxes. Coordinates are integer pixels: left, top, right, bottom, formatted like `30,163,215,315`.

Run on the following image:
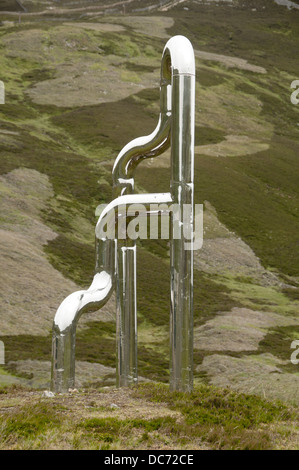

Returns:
195,142,299,277
1,334,51,363
0,382,297,450
79,415,176,442
197,67,227,88
51,87,159,153
216,274,299,315
168,0,299,76
134,383,293,425
136,246,241,328
78,414,178,448
1,402,63,441
258,325,299,372
135,135,299,278
44,235,96,287
0,0,20,11
1,320,169,383
131,382,296,450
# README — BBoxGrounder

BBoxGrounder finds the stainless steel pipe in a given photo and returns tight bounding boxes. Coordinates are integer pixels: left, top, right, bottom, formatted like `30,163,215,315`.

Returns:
51,35,195,393
168,42,195,392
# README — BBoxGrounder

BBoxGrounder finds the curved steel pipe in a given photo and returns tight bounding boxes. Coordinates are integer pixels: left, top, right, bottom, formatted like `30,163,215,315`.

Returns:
112,61,172,196
51,231,115,392
51,270,113,392
112,34,195,192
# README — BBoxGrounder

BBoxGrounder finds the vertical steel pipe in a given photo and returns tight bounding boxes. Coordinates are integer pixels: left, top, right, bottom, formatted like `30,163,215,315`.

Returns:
116,243,137,386
165,37,195,392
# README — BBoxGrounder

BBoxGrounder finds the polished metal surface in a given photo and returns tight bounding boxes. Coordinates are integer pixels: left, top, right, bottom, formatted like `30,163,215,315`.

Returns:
51,35,195,393
169,74,195,392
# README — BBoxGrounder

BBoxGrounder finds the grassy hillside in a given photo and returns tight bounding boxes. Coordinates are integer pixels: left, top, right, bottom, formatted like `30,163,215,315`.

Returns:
0,0,298,449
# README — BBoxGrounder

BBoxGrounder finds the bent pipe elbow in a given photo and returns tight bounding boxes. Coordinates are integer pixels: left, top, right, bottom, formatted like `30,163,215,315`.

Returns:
112,36,195,195
161,35,195,79
51,271,113,392
112,110,171,195
53,271,113,335
112,64,171,194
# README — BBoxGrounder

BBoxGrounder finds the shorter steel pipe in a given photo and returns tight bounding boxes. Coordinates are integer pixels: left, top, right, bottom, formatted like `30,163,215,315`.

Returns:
51,269,113,393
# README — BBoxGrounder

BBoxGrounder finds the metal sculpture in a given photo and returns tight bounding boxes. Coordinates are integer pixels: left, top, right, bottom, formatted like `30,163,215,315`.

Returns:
51,35,195,393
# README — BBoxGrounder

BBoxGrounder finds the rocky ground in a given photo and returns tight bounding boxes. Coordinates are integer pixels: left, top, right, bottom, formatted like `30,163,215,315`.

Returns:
0,382,298,449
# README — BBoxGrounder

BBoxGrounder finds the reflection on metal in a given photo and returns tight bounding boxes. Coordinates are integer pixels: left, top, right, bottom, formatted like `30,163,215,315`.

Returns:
51,35,195,393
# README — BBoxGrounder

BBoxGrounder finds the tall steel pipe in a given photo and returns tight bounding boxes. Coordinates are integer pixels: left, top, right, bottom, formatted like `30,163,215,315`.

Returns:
51,35,195,393
166,38,195,392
